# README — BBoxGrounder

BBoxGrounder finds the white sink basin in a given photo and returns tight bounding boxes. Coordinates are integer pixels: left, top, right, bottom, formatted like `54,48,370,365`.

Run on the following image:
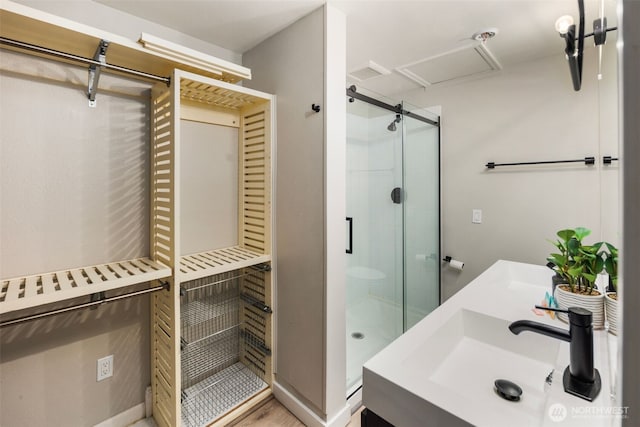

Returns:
363,261,614,427
401,309,561,426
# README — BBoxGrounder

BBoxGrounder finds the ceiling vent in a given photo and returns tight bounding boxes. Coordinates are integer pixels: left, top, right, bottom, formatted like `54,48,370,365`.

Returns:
396,42,502,87
349,60,391,81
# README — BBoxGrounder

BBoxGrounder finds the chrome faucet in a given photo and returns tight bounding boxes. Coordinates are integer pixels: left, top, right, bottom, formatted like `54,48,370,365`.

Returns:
509,306,601,401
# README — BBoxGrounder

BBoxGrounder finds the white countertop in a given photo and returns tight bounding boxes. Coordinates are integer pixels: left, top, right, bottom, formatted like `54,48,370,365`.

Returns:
362,260,620,427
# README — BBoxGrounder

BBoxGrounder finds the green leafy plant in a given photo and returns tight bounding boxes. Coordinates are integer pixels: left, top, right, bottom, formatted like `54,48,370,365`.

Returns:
570,242,605,294
603,242,618,293
547,229,575,285
547,227,604,294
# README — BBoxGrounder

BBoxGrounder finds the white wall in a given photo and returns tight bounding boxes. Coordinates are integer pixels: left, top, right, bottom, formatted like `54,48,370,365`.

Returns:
401,45,619,300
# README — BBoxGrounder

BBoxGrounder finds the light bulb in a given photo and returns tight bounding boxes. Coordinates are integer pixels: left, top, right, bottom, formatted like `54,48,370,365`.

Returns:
555,15,574,35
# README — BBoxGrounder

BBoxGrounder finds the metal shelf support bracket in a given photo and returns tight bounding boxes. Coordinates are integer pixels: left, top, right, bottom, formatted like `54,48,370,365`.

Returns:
88,39,110,107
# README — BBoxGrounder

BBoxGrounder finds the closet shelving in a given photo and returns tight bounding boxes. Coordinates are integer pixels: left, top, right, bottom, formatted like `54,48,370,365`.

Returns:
0,258,171,315
179,247,270,282
0,0,256,317
179,267,271,427
1,2,274,425
150,69,273,427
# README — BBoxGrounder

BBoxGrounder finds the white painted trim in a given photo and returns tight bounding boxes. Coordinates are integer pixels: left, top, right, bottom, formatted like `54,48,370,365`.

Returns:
273,382,351,427
323,3,348,420
139,32,251,79
347,388,363,414
93,403,145,427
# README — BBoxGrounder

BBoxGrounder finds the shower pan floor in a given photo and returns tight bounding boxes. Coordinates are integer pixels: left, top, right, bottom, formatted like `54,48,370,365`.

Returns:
346,296,403,395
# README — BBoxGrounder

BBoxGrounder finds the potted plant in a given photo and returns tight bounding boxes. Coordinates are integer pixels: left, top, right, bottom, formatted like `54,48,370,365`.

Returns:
548,227,606,329
546,228,578,293
603,243,619,335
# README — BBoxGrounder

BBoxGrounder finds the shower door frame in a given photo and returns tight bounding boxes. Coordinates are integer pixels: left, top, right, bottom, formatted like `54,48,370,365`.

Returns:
346,86,439,127
345,85,442,397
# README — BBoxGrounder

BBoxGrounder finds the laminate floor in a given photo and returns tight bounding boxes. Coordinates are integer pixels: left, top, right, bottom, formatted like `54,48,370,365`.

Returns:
230,396,364,427
129,397,363,427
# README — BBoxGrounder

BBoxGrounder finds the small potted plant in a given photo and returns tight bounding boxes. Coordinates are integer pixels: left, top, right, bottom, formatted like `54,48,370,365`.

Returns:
548,227,606,329
603,243,619,335
546,229,577,293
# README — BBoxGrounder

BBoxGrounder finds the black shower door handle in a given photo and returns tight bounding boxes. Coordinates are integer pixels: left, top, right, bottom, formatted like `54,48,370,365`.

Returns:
346,217,353,254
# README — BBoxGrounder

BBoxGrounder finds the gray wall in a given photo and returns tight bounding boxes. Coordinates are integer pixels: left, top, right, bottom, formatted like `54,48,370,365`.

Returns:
0,52,150,278
0,294,150,426
401,45,619,300
621,0,640,423
0,51,151,426
243,8,327,415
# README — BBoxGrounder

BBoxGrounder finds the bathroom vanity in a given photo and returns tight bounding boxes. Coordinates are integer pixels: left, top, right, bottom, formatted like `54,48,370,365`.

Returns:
362,260,619,427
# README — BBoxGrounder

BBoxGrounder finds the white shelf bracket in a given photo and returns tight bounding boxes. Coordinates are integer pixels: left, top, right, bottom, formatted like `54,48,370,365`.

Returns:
87,39,109,107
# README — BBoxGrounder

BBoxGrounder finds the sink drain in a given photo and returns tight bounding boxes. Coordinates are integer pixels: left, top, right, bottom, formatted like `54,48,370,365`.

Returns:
494,379,522,402
351,332,365,340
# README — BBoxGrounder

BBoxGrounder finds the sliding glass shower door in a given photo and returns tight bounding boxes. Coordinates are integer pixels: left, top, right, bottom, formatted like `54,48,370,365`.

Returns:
346,99,404,395
345,92,440,397
402,101,441,330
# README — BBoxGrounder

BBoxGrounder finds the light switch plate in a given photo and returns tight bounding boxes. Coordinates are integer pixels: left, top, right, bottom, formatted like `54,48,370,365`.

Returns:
472,209,482,224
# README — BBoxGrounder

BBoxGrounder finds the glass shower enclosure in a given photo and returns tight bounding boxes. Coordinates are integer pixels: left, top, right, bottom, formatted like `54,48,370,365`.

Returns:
345,86,440,396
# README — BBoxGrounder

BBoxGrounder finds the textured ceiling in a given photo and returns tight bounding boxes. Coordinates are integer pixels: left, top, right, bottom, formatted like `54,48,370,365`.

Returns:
96,0,619,98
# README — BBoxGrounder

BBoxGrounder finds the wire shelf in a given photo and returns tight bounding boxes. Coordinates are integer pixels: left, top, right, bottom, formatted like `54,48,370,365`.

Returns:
181,323,239,390
181,271,241,389
181,275,240,344
180,268,271,421
181,362,268,427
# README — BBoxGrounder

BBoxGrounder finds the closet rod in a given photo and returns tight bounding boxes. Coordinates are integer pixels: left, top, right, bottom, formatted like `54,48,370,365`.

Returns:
0,36,170,84
0,281,169,328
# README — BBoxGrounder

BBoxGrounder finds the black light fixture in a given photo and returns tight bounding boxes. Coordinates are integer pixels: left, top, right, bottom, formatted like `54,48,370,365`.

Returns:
555,0,616,91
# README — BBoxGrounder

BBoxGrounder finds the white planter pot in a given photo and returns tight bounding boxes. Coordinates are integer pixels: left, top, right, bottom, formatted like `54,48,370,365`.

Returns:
554,285,605,329
605,292,618,335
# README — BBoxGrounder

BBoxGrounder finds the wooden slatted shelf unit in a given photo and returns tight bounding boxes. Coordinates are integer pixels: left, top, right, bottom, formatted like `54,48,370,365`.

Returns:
0,0,257,319
180,247,271,282
0,258,171,315
150,69,273,427
1,3,274,424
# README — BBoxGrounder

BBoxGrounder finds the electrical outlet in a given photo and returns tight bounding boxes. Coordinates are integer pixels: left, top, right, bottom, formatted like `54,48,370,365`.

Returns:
97,355,113,381
472,209,482,224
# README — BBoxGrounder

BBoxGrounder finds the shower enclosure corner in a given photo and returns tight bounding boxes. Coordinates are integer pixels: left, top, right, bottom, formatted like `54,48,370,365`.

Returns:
345,86,440,396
